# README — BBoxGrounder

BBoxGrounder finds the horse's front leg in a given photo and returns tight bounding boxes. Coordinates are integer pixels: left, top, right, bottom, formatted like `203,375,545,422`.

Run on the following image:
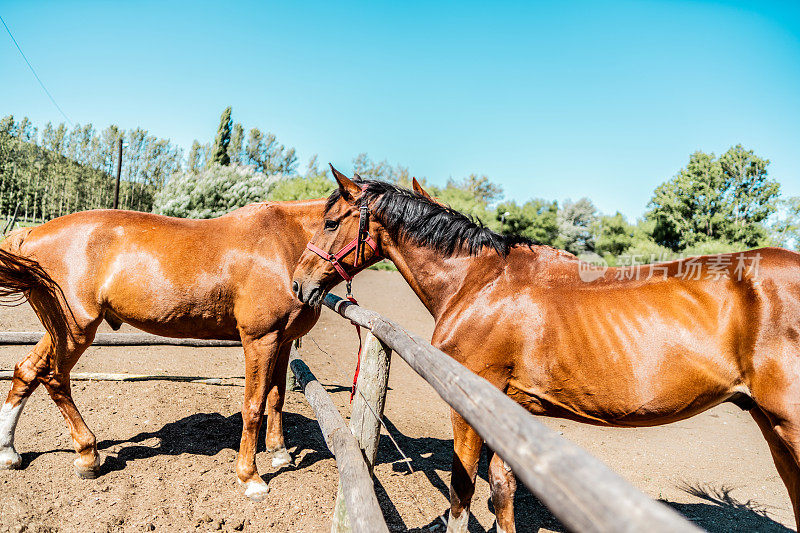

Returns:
448,410,483,533
265,341,292,468
236,331,279,501
489,452,517,533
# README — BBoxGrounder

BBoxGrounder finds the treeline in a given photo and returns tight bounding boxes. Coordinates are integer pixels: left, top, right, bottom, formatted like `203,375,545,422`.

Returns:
2,107,798,259
339,149,800,261
0,115,182,221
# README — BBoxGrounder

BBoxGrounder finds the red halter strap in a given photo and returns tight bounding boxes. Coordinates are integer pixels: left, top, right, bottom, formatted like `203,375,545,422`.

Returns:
305,205,379,291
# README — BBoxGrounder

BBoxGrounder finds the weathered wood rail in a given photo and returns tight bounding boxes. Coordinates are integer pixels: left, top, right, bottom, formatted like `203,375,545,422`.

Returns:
289,350,389,533
321,293,701,533
0,332,241,347
0,371,239,385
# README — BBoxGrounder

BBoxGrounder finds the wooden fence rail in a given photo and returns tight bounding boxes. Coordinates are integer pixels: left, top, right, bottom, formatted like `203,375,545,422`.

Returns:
322,293,701,533
289,350,389,533
0,332,241,347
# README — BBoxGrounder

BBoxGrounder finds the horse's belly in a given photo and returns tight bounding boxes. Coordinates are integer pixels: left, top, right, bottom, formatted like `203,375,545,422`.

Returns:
107,308,240,340
102,280,239,339
507,358,738,427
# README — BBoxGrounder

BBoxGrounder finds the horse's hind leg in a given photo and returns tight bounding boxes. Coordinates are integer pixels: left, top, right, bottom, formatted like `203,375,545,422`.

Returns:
0,336,52,468
40,325,103,477
751,406,800,531
489,452,517,533
265,341,292,468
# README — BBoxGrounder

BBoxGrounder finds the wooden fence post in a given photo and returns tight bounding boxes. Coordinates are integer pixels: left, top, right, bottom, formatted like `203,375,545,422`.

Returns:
331,331,392,533
286,339,300,391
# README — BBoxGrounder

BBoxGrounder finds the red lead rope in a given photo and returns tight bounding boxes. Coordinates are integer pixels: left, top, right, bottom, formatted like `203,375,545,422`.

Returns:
347,295,362,403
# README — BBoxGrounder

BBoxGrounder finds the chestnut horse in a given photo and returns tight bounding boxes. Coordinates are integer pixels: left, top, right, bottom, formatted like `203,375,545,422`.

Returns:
0,199,326,500
292,169,800,533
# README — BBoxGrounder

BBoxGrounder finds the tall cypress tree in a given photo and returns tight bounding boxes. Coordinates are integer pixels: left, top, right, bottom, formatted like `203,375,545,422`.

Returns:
228,122,244,164
212,107,232,166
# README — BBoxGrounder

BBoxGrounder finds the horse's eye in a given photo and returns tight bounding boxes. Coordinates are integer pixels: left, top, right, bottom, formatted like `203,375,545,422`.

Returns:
324,219,339,231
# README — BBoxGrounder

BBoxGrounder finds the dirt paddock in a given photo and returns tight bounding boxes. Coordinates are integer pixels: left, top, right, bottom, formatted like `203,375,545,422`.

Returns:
0,270,795,532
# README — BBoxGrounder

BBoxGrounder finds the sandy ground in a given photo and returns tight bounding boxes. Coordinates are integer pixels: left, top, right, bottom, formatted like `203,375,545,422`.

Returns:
0,269,795,532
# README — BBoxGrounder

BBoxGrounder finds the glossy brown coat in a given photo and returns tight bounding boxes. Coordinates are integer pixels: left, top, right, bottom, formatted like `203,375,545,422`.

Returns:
0,200,324,499
292,171,800,533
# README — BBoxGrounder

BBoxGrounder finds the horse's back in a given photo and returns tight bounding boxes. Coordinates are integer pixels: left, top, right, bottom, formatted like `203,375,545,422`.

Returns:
12,208,281,338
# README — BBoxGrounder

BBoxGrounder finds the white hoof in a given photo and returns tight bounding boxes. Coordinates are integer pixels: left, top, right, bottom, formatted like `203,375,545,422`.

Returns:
447,509,469,533
271,448,292,468
0,447,22,469
243,480,269,501
74,454,101,479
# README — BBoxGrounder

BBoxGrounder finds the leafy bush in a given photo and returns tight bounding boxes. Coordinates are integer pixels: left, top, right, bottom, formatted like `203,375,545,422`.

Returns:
154,163,280,218
266,174,336,201
682,239,745,257
368,260,398,271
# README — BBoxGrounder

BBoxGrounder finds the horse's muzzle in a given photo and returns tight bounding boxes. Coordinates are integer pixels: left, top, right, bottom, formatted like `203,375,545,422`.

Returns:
292,279,323,308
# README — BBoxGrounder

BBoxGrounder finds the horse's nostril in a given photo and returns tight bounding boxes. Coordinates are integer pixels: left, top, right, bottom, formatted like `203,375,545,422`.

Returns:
292,280,299,295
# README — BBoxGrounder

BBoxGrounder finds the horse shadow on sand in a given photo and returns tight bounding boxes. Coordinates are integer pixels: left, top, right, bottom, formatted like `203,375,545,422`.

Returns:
22,394,794,533
367,417,794,533
93,410,331,477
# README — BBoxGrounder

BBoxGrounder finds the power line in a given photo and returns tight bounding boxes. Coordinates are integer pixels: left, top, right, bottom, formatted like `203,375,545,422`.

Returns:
0,14,73,126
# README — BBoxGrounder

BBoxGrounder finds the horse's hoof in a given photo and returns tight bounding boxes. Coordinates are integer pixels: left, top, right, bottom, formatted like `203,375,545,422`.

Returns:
75,467,99,479
271,448,292,468
446,509,470,533
0,447,22,469
242,480,269,501
74,455,101,479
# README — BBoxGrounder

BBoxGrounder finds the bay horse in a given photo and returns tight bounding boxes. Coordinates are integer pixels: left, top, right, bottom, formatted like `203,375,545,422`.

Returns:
0,199,327,501
292,168,800,533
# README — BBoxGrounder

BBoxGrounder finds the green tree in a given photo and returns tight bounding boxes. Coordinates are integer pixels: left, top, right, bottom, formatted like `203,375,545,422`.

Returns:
352,153,410,184
449,174,503,204
228,122,244,164
245,128,297,174
594,212,634,257
496,199,561,246
769,196,800,249
188,141,203,172
718,145,779,245
647,145,779,250
212,107,232,166
558,198,597,254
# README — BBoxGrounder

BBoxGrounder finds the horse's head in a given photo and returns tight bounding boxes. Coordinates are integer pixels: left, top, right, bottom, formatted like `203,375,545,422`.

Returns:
292,165,385,307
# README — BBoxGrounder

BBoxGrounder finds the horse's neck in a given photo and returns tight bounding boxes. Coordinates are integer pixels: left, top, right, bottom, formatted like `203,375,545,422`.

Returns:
383,240,491,321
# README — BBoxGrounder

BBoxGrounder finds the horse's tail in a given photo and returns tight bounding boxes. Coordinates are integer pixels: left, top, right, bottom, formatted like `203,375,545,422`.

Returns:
0,248,59,303
0,245,72,372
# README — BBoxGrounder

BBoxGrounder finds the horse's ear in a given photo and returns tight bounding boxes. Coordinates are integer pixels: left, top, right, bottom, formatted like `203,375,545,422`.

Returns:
412,177,434,200
329,164,361,203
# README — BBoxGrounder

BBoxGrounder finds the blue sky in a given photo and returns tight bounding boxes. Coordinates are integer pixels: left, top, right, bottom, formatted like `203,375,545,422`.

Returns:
1,0,798,220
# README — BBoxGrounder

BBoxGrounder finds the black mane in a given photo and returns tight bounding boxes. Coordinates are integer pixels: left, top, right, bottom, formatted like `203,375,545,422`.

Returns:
326,179,534,257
